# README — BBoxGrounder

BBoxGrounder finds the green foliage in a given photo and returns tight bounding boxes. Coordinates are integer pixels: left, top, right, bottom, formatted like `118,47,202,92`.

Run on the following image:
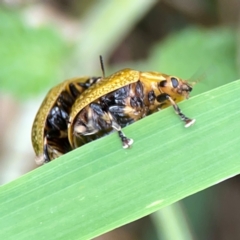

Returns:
1,79,240,239
149,28,237,94
0,8,68,98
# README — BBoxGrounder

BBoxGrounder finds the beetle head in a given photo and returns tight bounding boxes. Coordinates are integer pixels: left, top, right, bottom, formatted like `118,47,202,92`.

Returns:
158,76,194,100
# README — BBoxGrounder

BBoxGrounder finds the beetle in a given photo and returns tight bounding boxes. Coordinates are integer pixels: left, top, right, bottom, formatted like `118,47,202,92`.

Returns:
31,76,102,165
68,68,195,150
32,57,195,165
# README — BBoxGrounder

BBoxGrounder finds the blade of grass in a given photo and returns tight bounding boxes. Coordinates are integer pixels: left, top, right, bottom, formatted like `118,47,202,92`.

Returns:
151,203,194,240
1,79,240,240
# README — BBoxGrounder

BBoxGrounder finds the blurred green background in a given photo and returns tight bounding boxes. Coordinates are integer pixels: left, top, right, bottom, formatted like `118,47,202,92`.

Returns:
0,0,239,239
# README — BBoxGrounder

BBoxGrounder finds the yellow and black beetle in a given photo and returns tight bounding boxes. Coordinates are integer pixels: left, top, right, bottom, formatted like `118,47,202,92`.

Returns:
68,68,195,150
32,59,195,165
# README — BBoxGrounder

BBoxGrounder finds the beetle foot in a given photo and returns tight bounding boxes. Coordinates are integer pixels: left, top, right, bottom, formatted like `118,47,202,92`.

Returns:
184,118,196,128
118,131,133,148
122,137,134,149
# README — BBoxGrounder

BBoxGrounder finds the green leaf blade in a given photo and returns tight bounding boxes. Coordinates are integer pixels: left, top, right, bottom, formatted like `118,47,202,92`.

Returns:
1,80,240,240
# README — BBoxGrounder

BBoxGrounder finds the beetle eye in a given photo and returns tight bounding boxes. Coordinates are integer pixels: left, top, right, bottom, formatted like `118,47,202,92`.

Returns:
158,80,167,87
171,77,179,88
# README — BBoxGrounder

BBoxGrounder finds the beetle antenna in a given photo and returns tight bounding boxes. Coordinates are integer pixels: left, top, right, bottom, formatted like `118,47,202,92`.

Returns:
99,55,105,78
189,65,216,85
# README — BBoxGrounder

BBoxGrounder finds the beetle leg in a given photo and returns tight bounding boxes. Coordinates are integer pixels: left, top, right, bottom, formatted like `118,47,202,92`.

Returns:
46,129,68,139
156,93,195,127
43,137,51,163
107,114,133,148
43,135,66,164
93,103,134,148
74,106,99,136
166,95,195,127
100,108,133,148
117,130,134,149
111,121,134,148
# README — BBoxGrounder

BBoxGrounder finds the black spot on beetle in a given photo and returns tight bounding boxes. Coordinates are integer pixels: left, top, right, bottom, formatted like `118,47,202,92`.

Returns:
148,90,155,104
156,93,169,103
158,80,167,87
